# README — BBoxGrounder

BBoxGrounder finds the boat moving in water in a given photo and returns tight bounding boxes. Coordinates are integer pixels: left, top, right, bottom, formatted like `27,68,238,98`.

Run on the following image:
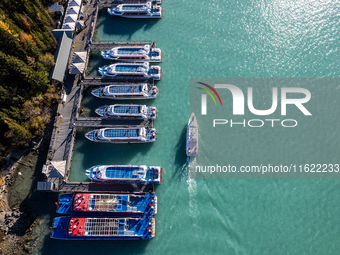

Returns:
98,62,162,80
85,127,156,143
91,84,158,100
57,193,157,216
85,165,162,184
51,216,155,240
95,104,157,119
108,2,162,19
186,113,198,157
101,45,162,62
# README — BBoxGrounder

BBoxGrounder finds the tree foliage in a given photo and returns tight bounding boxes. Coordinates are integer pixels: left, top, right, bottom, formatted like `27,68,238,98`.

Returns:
0,0,59,160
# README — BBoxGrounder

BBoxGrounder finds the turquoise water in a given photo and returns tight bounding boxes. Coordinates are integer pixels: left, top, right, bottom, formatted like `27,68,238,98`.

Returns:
34,0,340,254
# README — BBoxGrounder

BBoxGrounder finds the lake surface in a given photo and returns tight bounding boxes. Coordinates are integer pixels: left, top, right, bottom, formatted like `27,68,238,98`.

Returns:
33,0,340,254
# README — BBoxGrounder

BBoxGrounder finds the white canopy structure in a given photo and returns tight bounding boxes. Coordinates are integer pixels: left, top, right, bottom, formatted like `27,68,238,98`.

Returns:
68,0,82,7
44,161,66,178
69,51,87,74
62,23,75,29
66,6,80,15
72,51,87,63
64,14,78,23
69,63,85,74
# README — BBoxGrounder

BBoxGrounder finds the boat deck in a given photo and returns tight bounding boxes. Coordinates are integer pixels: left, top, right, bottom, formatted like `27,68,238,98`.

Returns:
121,5,146,11
110,85,143,93
104,128,139,138
104,166,143,179
117,48,144,55
115,65,145,73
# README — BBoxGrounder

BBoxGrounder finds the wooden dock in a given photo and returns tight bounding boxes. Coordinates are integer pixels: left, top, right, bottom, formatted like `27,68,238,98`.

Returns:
75,117,153,128
59,181,154,193
90,40,155,50
82,76,154,86
98,0,161,8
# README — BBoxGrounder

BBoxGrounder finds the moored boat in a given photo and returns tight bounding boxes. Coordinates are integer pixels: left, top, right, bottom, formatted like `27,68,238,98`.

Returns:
91,84,158,100
57,193,157,216
86,165,162,184
186,113,198,157
101,45,162,62
108,2,162,19
51,216,155,240
85,127,156,143
95,104,157,119
98,62,162,80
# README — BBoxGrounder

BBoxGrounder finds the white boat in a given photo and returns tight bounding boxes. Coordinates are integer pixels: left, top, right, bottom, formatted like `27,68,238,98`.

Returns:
98,62,162,80
186,113,198,157
86,165,162,184
101,45,162,62
95,104,157,119
91,84,158,99
108,2,162,19
85,127,156,143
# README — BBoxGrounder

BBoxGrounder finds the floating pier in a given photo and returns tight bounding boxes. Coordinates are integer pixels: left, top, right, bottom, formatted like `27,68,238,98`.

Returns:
82,77,154,86
75,117,153,128
58,182,154,193
39,3,160,193
90,40,155,50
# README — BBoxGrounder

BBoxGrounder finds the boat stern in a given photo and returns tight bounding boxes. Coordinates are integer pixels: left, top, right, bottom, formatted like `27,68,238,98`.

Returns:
139,217,155,239
146,166,162,184
145,128,157,142
149,66,162,80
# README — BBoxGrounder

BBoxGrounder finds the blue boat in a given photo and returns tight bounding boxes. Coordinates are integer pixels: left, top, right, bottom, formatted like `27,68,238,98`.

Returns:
57,193,157,216
91,84,158,100
95,104,157,119
51,216,155,240
86,165,162,184
84,127,156,143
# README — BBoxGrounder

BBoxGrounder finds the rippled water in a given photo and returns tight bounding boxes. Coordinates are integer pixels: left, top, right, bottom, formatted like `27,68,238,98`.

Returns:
32,0,340,254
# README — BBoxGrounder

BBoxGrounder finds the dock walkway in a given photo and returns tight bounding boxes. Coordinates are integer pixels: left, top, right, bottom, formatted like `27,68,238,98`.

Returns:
98,0,160,8
75,118,153,128
40,0,157,193
82,76,154,85
59,182,154,193
90,41,154,50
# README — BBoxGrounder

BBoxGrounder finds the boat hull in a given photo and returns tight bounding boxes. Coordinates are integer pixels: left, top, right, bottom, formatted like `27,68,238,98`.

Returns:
186,113,199,157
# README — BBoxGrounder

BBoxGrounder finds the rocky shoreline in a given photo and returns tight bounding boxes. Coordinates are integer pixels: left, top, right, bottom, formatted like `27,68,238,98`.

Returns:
0,112,57,255
0,139,42,254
